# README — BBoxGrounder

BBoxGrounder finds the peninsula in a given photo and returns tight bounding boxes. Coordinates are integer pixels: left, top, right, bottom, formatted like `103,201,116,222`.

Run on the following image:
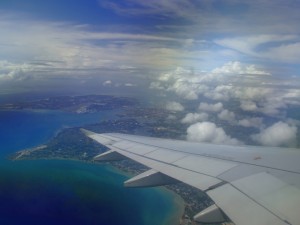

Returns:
5,95,216,225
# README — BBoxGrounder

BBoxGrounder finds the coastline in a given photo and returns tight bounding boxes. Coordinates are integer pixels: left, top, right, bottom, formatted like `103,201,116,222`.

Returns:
1,101,190,225
9,153,186,225
105,164,186,225
160,187,185,225
1,158,180,225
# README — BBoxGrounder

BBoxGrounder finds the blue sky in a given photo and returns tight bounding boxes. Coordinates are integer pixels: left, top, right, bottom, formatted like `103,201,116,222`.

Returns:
0,0,300,97
1,0,300,71
0,0,300,147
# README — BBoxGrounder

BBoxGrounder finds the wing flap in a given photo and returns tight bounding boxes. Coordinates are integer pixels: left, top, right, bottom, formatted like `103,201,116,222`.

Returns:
115,147,222,191
193,204,226,223
124,169,178,187
208,183,288,225
94,150,126,161
231,172,300,225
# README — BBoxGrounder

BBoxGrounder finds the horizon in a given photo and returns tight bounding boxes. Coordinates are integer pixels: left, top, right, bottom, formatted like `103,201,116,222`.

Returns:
1,0,300,148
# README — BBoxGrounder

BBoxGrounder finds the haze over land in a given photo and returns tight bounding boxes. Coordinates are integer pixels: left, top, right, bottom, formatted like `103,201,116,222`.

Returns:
1,0,300,147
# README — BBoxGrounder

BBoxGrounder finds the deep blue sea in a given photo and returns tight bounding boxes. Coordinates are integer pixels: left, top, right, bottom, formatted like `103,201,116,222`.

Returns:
0,110,183,225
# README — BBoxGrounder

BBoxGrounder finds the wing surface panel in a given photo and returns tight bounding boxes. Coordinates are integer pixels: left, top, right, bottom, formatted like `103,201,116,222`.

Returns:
208,184,285,225
231,172,300,224
105,133,300,173
82,130,300,225
119,142,158,155
144,148,187,163
173,155,238,177
113,146,223,190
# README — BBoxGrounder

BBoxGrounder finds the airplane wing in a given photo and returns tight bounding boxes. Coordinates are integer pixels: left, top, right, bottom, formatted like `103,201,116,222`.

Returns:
81,129,300,225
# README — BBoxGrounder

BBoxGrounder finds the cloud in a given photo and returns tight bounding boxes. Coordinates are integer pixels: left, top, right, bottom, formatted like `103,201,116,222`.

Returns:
240,100,258,111
0,15,196,84
169,81,199,100
2,1,300,86
102,81,137,88
149,82,165,90
286,118,300,127
100,1,300,39
166,101,184,112
124,83,137,87
198,102,223,112
100,0,196,19
186,122,242,145
238,117,264,129
149,64,300,117
167,115,177,120
2,2,300,114
102,80,112,86
212,61,270,75
154,67,207,100
251,121,298,147
0,60,36,81
263,42,300,63
218,109,236,123
204,85,232,101
150,62,273,103
181,112,208,124
215,35,300,63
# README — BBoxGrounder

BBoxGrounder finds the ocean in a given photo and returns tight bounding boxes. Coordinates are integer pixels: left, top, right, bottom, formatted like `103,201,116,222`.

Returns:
0,110,183,225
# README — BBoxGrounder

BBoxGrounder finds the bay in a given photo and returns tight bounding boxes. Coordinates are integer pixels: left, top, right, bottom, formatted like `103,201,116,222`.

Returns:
0,110,184,225
0,110,118,155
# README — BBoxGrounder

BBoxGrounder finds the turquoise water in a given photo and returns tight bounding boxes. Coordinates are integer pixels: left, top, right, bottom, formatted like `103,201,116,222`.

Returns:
0,110,183,225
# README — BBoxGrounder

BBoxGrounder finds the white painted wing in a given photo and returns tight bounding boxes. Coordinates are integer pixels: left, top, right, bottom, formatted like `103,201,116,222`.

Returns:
82,130,300,225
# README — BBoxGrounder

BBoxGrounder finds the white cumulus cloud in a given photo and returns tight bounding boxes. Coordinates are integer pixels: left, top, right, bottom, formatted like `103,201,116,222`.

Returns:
251,121,298,147
166,101,184,112
181,112,208,124
149,64,300,118
186,122,242,145
240,100,258,111
238,117,264,129
212,61,270,75
198,102,223,112
218,109,236,123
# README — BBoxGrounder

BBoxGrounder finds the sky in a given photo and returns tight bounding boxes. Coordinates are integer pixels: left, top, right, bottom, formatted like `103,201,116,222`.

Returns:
1,0,300,147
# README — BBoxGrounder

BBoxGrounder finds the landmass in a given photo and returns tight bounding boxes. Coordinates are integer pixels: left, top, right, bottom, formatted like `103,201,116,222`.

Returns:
5,95,227,225
0,95,137,113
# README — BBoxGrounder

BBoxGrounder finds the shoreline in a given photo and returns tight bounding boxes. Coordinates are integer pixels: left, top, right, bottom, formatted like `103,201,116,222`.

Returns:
106,164,186,225
9,154,187,225
3,106,200,224
160,187,186,225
